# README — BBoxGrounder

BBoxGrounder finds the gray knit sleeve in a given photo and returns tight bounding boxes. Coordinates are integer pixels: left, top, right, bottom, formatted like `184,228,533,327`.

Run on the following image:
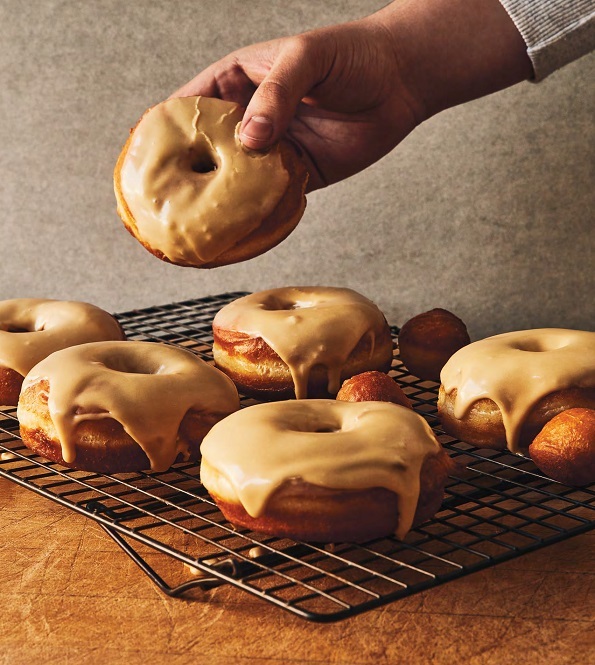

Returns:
499,0,595,80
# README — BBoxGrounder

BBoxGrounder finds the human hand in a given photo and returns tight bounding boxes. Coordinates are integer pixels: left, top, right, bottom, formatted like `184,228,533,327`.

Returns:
171,17,422,192
171,0,531,193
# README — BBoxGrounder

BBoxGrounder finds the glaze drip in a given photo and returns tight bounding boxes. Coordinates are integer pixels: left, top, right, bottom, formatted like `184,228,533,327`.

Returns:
200,399,441,539
18,341,240,471
213,287,391,398
440,328,595,453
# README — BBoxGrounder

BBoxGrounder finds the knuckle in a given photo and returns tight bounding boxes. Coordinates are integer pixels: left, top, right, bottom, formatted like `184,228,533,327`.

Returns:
282,32,328,81
284,33,311,58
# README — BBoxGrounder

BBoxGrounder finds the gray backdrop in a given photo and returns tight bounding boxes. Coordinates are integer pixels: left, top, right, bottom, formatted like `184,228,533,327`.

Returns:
1,0,593,340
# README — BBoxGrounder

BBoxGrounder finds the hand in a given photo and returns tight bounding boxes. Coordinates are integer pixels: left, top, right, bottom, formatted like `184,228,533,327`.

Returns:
171,17,422,192
171,0,532,193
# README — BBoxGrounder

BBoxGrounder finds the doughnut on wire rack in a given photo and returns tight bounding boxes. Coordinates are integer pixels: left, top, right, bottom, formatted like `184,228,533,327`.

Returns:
0,292,593,622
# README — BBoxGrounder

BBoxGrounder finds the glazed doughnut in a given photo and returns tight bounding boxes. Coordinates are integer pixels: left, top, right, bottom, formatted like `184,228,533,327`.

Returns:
529,408,595,486
438,329,595,454
114,96,308,268
17,341,239,473
0,299,124,406
200,399,455,542
337,371,412,408
398,308,470,382
212,287,394,399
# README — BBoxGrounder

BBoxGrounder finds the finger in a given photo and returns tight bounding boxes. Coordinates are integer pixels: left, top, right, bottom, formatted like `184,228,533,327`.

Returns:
169,63,221,99
169,59,257,112
239,36,324,150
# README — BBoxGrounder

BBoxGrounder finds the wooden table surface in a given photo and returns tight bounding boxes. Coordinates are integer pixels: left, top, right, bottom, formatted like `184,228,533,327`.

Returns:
1,476,593,665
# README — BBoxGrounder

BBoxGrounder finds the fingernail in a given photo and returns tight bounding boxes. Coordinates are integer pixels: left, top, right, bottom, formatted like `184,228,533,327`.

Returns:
240,116,274,144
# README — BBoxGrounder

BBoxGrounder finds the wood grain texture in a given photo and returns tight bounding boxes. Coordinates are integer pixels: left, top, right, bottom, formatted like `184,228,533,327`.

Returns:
1,477,593,665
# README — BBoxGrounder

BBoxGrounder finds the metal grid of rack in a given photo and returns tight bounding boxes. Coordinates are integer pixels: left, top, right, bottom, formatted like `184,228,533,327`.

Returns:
0,292,593,623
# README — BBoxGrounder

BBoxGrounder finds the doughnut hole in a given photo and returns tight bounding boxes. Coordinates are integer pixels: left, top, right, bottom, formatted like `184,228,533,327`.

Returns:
259,294,315,311
0,366,24,406
513,334,572,353
337,371,412,408
290,410,342,434
529,408,595,486
398,308,470,382
0,325,30,333
191,150,219,175
99,352,164,376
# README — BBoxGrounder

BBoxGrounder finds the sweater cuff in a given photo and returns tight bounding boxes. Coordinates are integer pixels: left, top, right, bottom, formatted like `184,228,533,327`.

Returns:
499,0,595,81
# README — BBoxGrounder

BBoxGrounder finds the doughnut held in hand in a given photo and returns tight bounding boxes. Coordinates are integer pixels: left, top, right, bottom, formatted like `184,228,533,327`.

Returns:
212,287,393,399
438,329,595,454
0,299,124,406
398,308,470,382
337,371,411,408
17,341,239,473
200,399,454,542
529,408,595,486
114,96,308,268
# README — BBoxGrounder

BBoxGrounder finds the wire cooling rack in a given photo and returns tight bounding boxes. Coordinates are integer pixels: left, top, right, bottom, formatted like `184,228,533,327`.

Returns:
0,292,593,623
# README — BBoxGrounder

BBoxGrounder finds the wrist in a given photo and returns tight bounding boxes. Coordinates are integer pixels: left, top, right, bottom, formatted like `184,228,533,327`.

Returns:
371,0,533,120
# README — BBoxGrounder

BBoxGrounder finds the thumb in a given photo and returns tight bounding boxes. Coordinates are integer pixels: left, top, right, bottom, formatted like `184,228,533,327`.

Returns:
239,38,321,150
